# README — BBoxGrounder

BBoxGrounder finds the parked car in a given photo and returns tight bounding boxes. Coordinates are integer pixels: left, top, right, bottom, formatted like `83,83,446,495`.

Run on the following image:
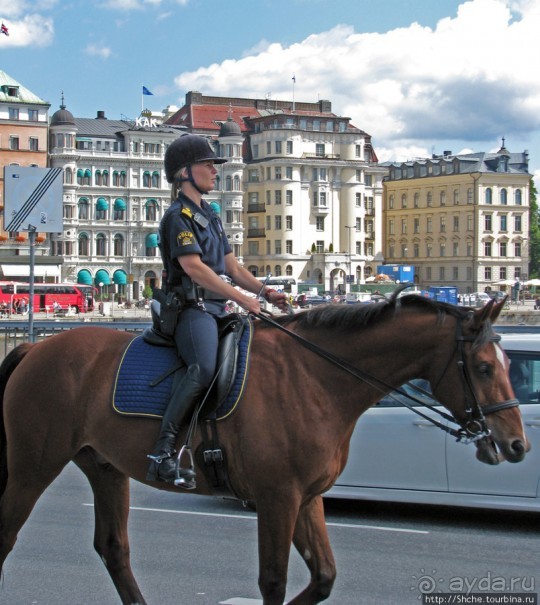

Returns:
295,294,329,308
487,290,508,302
326,333,540,511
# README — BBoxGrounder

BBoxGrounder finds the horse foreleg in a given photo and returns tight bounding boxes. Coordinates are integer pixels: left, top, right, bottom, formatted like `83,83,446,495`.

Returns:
256,494,300,605
74,448,147,605
288,495,336,604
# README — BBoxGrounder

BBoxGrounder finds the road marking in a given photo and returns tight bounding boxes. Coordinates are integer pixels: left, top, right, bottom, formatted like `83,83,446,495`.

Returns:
83,504,429,534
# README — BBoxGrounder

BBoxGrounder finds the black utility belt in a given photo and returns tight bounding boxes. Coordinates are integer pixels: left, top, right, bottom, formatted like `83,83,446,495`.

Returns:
169,285,226,303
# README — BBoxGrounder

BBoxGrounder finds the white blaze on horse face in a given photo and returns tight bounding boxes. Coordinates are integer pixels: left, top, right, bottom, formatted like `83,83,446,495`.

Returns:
495,343,509,372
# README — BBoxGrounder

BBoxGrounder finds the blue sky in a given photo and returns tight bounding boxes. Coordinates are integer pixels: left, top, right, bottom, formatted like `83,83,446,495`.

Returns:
1,0,539,180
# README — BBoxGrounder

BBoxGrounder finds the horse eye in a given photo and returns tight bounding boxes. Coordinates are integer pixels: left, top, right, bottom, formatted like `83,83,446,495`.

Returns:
478,363,492,377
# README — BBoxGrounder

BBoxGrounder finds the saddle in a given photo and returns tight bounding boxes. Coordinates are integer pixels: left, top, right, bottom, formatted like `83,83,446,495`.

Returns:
143,300,249,419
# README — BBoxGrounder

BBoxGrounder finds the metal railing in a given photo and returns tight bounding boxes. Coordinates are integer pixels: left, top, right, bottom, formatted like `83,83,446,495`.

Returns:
0,319,151,361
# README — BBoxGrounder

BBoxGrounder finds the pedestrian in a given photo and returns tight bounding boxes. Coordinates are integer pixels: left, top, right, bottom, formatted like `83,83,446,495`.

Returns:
146,134,288,488
534,296,540,310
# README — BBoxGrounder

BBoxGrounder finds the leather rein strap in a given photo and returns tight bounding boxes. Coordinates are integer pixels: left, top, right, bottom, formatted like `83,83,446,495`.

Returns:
254,311,519,443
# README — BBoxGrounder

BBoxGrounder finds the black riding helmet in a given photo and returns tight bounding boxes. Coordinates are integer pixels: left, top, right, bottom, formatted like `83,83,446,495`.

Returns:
164,134,226,184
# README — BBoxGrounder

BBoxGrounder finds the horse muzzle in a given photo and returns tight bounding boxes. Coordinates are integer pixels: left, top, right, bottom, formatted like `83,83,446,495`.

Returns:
475,431,530,465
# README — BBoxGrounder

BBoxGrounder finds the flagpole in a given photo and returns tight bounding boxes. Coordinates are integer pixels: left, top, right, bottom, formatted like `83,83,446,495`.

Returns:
292,74,296,113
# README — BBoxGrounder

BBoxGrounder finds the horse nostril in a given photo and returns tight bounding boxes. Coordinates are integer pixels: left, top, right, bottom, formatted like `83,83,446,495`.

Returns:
510,440,526,460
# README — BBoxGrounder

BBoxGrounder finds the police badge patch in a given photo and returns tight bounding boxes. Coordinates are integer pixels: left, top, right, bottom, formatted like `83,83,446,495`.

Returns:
178,231,195,246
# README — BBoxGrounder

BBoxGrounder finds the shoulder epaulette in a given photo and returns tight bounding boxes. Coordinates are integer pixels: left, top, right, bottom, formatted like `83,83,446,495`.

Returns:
181,207,193,219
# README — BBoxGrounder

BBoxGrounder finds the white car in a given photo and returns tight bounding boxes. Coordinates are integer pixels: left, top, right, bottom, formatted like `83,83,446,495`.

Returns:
327,333,540,511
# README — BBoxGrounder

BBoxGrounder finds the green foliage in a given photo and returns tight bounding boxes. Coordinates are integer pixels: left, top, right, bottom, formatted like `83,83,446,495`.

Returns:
143,285,153,299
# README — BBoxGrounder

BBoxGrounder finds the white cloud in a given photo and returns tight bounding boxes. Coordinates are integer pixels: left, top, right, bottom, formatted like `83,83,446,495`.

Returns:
85,43,113,59
173,0,540,162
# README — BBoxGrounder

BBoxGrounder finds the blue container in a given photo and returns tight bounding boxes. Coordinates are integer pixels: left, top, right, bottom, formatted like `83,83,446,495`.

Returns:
428,286,458,305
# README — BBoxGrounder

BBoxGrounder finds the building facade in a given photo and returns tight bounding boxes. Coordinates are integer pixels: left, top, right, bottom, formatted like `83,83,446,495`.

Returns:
383,143,531,293
167,91,386,293
0,70,54,279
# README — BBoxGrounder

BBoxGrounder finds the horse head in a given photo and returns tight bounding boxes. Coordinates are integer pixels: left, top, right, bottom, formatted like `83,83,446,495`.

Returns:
429,297,530,466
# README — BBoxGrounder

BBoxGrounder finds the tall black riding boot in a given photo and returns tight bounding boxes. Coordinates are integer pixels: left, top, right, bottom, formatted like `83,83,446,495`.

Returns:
146,364,205,488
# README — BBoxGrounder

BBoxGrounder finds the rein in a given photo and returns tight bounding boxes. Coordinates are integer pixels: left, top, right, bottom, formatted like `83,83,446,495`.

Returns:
254,309,519,444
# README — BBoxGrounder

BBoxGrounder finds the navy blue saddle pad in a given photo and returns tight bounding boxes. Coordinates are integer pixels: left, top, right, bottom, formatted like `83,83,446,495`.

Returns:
112,320,253,420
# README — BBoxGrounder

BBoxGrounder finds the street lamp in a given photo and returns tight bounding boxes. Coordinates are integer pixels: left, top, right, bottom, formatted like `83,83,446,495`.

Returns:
345,225,355,291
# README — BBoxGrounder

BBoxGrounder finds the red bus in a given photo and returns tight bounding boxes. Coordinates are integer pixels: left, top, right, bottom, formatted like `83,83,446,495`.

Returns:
0,282,97,314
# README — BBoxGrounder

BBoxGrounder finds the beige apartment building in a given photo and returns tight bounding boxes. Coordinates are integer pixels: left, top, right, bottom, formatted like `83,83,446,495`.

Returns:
167,91,387,293
383,143,531,294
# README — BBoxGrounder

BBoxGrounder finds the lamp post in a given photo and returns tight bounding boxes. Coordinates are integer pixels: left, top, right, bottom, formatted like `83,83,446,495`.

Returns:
345,225,355,293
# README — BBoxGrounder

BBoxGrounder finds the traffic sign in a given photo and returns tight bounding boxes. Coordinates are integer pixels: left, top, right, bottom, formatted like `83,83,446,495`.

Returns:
3,166,63,233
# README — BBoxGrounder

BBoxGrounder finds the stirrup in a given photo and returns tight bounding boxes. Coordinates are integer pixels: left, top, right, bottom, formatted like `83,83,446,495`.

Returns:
174,445,196,489
146,449,176,464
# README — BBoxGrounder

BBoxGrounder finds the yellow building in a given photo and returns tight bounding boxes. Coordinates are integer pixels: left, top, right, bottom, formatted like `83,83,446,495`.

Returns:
382,142,531,294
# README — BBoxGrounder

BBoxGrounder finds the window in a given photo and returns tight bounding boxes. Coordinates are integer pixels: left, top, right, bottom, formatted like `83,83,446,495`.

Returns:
485,267,492,280
453,267,459,280
467,188,473,204
413,218,420,234
286,166,293,179
414,193,419,208
275,240,282,254
146,200,158,221
78,198,89,219
8,107,19,120
316,240,324,253
78,234,89,256
9,136,19,150
286,190,293,205
316,217,324,231
427,192,432,207
439,267,445,281
485,215,492,231
388,219,395,235
453,216,459,231
275,216,282,230
28,109,38,121
500,267,507,280
515,242,522,256
401,219,407,235
426,217,433,233
467,215,473,231
286,141,293,154
266,216,271,231
275,167,282,180
275,141,282,154
515,189,522,205
388,195,394,209
453,189,459,205
286,240,293,254
453,241,459,256
315,144,325,157
440,191,446,206
275,191,282,205
29,137,39,151
500,215,508,231
440,216,446,233
500,188,508,205
266,142,271,155
96,234,106,256
143,172,151,187
500,242,507,257
484,241,492,256
485,188,493,204
401,194,407,209
151,172,160,188
114,234,124,256
515,215,522,232
286,216,293,230
440,243,446,257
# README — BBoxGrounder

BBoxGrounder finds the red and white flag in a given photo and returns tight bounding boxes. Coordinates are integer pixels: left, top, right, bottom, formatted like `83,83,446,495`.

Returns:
1,23,9,36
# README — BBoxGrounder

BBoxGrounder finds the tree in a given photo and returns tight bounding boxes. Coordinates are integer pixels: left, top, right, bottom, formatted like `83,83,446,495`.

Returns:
528,178,539,278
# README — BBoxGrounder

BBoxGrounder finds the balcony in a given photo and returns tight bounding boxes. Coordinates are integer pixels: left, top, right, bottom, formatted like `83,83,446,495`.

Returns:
247,203,266,213
247,228,266,238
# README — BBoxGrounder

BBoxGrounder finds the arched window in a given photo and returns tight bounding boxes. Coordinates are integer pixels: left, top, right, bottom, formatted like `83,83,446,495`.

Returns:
485,188,492,204
64,167,73,184
286,265,293,276
102,170,109,186
233,175,241,190
76,168,84,185
145,199,158,221
57,133,65,148
78,233,89,256
226,175,232,191
114,198,126,220
151,171,160,188
515,189,522,205
274,265,282,276
95,170,102,186
96,233,107,256
113,171,120,186
78,197,89,220
143,171,151,187
120,171,127,186
500,188,508,205
113,234,124,256
83,168,91,186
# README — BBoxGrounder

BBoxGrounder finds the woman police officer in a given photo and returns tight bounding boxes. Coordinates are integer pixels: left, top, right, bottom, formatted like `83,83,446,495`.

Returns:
146,134,288,488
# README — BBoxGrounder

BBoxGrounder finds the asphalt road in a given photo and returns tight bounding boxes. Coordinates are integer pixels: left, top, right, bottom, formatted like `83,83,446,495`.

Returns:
1,463,539,605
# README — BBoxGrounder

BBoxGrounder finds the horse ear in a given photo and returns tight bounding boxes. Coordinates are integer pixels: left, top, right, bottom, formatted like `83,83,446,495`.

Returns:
470,298,496,329
489,298,505,324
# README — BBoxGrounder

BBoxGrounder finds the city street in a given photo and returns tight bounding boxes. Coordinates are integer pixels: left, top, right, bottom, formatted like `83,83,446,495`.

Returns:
1,463,538,605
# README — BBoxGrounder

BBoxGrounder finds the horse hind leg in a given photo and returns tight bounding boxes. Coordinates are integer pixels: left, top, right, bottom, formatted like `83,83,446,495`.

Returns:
73,447,147,605
288,495,336,604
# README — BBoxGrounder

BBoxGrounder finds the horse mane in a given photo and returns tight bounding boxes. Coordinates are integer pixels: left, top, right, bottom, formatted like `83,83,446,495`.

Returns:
265,287,494,348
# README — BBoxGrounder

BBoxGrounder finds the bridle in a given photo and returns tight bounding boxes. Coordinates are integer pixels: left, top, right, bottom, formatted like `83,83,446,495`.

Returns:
255,309,520,444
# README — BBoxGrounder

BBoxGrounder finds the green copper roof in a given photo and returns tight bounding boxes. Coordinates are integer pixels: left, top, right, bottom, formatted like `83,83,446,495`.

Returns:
0,70,49,105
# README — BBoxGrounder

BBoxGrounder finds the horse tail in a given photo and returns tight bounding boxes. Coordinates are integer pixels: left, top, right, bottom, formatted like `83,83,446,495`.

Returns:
0,343,34,498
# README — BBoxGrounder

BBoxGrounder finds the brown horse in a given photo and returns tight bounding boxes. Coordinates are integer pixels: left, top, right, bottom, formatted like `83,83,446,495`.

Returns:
0,292,530,605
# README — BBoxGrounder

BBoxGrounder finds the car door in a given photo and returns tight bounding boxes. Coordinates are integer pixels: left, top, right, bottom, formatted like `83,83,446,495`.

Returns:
335,382,449,491
447,350,540,497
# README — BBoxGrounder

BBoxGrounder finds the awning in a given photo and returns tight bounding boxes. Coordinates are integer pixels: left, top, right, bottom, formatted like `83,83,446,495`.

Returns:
77,269,92,285
114,198,126,210
95,269,111,286
96,198,109,211
113,270,127,285
77,168,84,177
146,233,158,248
84,169,91,177
146,198,160,209
0,264,61,278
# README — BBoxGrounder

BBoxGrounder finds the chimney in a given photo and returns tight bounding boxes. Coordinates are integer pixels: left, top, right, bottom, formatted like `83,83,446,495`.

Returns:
96,110,107,119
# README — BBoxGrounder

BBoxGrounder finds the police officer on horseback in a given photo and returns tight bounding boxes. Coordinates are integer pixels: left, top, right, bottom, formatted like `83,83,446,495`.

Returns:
146,133,288,488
